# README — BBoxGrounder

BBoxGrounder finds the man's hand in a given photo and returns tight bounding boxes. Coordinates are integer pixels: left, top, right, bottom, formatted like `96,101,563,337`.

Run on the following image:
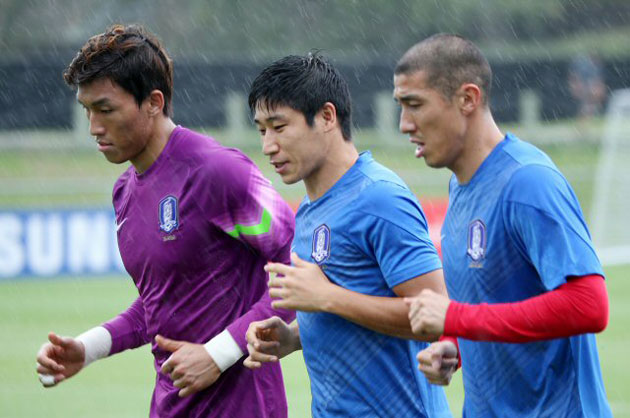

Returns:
243,317,301,369
265,252,337,311
156,335,221,397
416,340,459,385
36,332,86,387
405,289,451,336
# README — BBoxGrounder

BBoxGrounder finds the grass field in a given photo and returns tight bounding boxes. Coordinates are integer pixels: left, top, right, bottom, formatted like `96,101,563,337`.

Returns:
1,263,628,417
0,124,626,416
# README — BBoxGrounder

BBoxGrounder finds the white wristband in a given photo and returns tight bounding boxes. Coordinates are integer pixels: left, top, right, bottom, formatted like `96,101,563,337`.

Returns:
203,330,244,372
75,326,112,367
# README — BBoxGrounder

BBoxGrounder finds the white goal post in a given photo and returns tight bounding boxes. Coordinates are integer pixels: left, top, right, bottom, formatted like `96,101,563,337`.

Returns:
591,88,630,266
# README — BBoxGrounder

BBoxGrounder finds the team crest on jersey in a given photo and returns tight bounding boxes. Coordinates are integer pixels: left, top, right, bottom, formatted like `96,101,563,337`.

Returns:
467,219,486,266
159,195,179,234
311,224,331,264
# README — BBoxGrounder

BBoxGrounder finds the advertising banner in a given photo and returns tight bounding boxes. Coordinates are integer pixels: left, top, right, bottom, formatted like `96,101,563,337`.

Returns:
0,209,124,279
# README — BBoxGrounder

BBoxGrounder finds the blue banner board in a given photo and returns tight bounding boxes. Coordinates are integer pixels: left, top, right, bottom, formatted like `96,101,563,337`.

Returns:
0,209,125,279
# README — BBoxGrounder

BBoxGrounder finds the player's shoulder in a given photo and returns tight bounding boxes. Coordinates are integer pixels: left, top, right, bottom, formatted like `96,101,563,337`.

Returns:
499,133,562,183
502,142,574,207
171,127,242,163
359,176,411,204
173,127,259,176
501,133,556,170
355,152,408,187
359,177,413,204
353,156,421,218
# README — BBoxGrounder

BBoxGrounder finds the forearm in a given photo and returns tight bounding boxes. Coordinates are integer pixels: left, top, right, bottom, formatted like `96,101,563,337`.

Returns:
102,297,150,355
445,275,608,342
227,289,296,352
214,288,296,372
225,190,296,351
220,231,295,368
325,286,432,341
216,309,301,371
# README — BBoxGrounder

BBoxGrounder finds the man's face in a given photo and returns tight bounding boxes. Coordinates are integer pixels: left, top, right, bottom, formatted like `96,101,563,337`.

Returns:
77,78,152,165
393,70,466,170
254,104,326,185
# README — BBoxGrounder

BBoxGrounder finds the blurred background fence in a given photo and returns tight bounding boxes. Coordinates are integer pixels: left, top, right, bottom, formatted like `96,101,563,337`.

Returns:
2,55,630,141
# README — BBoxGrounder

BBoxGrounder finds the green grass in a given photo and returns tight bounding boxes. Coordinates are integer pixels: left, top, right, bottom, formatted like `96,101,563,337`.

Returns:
1,265,628,417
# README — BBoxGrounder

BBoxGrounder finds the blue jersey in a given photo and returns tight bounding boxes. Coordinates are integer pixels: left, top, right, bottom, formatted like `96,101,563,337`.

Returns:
293,152,451,418
442,133,611,417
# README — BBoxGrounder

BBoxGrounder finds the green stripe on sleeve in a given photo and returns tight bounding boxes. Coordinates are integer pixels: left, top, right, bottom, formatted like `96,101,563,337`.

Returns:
225,208,272,238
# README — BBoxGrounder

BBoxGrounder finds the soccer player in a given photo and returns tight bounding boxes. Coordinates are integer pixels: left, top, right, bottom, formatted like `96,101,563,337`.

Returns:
396,34,612,416
35,24,295,417
243,54,453,418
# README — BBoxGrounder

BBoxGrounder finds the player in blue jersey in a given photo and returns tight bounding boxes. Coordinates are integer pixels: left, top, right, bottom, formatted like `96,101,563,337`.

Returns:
396,34,612,417
243,54,453,417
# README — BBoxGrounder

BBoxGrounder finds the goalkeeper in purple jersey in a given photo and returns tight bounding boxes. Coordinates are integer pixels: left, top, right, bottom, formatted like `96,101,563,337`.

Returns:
35,24,295,418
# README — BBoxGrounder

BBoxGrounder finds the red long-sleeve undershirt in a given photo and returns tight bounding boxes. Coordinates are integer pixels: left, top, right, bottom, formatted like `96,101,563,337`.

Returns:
444,274,608,343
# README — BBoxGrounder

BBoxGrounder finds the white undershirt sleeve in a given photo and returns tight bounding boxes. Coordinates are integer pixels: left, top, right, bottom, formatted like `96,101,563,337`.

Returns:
75,326,112,367
203,329,244,372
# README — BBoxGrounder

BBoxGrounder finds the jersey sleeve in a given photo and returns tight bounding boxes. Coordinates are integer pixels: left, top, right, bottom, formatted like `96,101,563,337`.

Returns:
102,296,150,355
355,181,442,288
198,149,295,264
194,149,296,351
502,164,604,291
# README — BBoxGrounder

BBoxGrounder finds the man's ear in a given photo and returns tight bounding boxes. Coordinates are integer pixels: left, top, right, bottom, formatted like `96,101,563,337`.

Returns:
320,101,338,132
147,89,165,116
458,83,482,116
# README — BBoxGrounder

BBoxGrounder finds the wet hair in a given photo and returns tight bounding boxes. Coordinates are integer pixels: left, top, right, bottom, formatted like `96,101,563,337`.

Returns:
395,34,492,105
63,24,174,116
248,52,353,141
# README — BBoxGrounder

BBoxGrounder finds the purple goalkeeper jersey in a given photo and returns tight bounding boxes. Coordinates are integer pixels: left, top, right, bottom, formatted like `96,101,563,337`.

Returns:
102,126,296,417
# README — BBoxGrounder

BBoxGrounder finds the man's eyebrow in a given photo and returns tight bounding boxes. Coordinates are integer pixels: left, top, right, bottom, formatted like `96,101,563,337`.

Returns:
396,94,422,102
253,115,286,124
78,98,112,108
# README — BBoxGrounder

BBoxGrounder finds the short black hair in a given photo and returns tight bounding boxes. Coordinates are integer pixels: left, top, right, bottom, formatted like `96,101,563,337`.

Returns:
64,24,174,116
248,53,352,141
395,34,492,105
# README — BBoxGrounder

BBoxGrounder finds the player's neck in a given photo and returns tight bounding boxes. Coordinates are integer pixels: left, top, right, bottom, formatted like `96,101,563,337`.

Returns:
452,111,504,184
131,117,177,174
304,134,359,202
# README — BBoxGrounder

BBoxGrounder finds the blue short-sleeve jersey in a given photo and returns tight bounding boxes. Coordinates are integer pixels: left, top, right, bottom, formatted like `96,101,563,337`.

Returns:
294,151,450,418
442,133,611,417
